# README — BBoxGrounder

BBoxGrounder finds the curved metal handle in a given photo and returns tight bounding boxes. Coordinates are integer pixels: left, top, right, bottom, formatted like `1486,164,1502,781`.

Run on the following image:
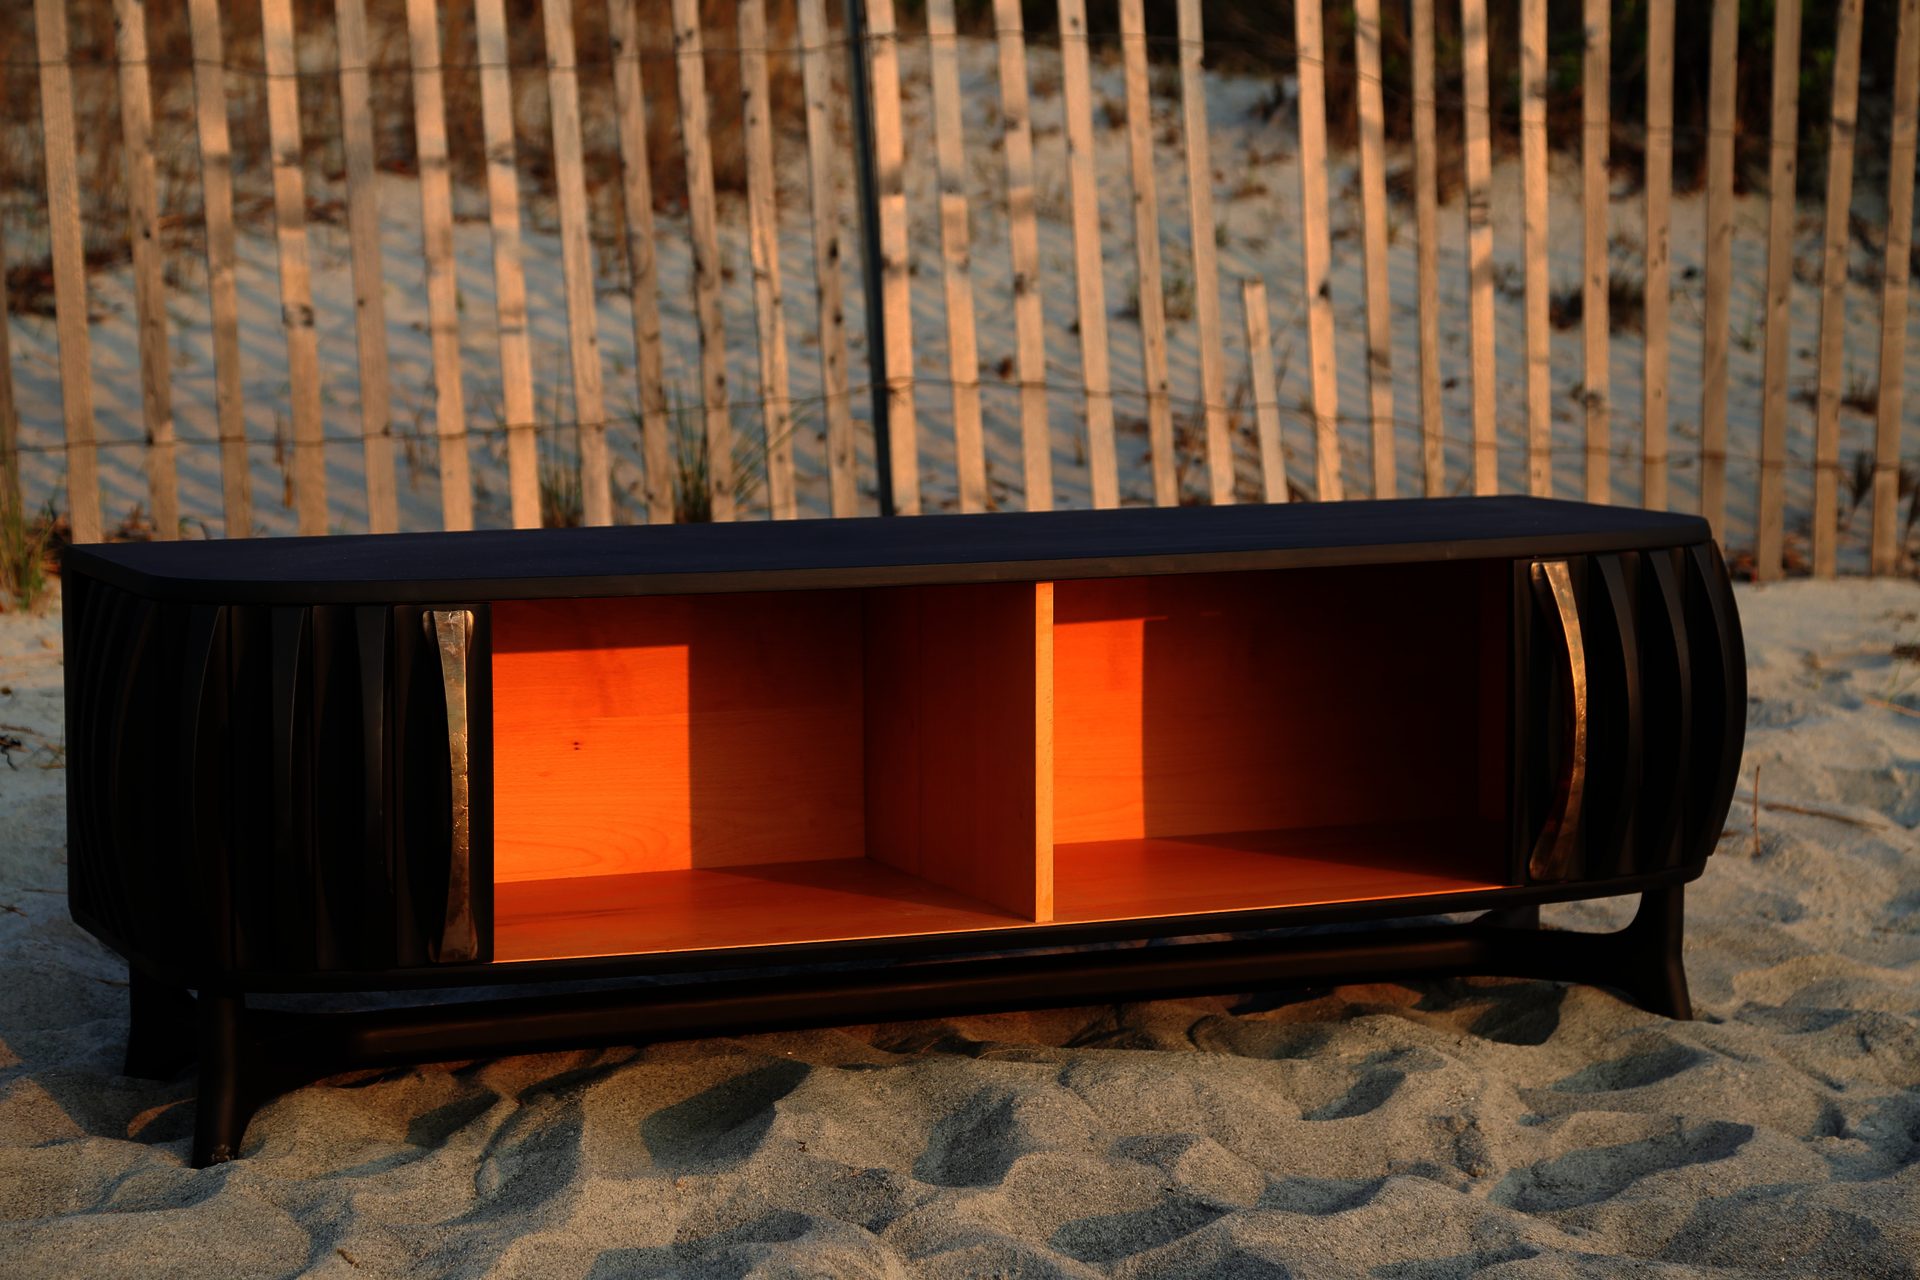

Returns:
1530,560,1587,881
426,609,477,962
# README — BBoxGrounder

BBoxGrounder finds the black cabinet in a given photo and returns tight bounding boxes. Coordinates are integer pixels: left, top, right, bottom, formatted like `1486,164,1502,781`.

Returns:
63,496,1744,1165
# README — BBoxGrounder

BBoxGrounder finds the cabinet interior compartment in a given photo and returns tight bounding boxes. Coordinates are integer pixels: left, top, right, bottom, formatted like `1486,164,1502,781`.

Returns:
1050,562,1510,922
490,562,1511,963
488,586,1050,962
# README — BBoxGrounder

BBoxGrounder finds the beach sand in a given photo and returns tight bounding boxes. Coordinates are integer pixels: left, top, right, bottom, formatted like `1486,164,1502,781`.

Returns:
2,576,1920,1277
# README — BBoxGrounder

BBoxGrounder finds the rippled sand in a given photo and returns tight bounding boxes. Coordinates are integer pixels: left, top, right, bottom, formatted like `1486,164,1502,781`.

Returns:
4,579,1920,1278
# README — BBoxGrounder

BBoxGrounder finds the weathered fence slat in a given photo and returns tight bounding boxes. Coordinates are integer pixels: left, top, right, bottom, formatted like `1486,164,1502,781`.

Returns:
1293,0,1341,501
1462,0,1496,496
1242,278,1287,502
1701,0,1738,541
544,0,612,528
1060,0,1118,509
1582,0,1610,503
994,0,1050,511
0,205,15,512
405,0,471,532
1874,0,1920,573
336,0,398,535
865,0,917,515
1412,0,1443,497
1757,0,1804,580
261,0,327,536
1521,0,1550,497
474,0,539,528
799,0,858,518
36,0,101,543
188,0,251,538
740,0,797,520
1354,0,1393,499
1180,0,1235,504
1119,0,1174,507
609,0,673,524
115,0,179,540
1813,0,1864,577
1643,0,1675,512
672,0,735,521
926,0,986,513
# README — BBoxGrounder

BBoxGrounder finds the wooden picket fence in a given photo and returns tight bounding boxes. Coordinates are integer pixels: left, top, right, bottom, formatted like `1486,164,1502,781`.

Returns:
3,0,1920,583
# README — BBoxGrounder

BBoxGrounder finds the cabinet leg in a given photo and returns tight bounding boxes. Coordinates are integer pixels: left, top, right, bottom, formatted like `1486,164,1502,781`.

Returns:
192,992,252,1167
1615,885,1693,1020
124,969,199,1081
1476,902,1541,930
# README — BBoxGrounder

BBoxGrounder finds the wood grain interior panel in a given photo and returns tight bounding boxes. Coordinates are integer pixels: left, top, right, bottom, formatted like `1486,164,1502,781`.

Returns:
1053,564,1492,844
864,582,1054,920
493,857,1027,961
1052,821,1507,922
492,592,865,881
490,820,1503,961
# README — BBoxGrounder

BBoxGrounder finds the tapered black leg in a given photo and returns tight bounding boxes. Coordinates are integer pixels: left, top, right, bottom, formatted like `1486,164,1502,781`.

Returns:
1476,902,1541,930
1614,885,1693,1020
124,969,199,1080
192,992,252,1167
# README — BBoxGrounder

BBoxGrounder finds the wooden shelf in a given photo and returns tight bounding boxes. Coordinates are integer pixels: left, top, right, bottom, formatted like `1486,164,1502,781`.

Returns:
493,858,1029,962
493,821,1506,962
1052,821,1506,923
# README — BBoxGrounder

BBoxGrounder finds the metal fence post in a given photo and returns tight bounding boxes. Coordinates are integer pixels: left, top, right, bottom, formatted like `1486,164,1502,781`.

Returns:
842,0,894,515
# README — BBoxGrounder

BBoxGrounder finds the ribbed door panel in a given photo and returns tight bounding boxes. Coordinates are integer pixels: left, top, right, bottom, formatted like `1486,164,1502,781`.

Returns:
1512,542,1744,882
64,573,492,976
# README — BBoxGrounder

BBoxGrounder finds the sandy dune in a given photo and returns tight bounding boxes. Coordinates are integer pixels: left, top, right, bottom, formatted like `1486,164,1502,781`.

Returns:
4,577,1920,1277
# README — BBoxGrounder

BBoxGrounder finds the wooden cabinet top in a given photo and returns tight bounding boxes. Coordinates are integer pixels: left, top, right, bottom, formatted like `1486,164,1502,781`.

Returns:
64,496,1710,604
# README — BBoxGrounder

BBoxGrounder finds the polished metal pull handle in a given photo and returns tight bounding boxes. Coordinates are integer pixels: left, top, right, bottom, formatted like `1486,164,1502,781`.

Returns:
426,609,477,962
1530,560,1587,881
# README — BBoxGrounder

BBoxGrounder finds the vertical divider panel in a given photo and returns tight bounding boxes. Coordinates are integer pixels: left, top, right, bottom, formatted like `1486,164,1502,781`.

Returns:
1412,0,1443,497
1179,0,1234,504
609,0,674,524
1521,0,1550,497
544,0,612,527
865,582,1055,922
188,0,252,538
993,0,1051,511
1581,0,1609,503
739,0,797,519
261,0,328,536
1060,0,1118,509
406,0,472,532
927,0,986,513
865,0,918,515
37,0,101,543
1354,0,1393,499
337,0,399,535
672,0,734,520
115,0,180,539
474,0,540,529
1813,0,1864,577
1644,0,1675,512
1120,0,1174,508
1242,278,1287,502
1757,0,1803,581
1462,0,1496,495
1875,0,1920,573
798,0,859,517
1701,0,1738,542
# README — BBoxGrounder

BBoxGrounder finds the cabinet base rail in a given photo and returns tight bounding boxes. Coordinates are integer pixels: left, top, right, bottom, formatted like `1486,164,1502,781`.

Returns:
127,887,1690,1168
